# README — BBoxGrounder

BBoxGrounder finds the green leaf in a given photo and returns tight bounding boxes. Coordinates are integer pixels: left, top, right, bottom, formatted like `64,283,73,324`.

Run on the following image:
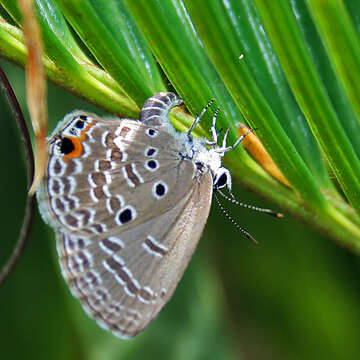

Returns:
254,0,360,216
54,0,158,104
3,1,360,358
1,0,360,246
184,1,328,210
305,0,360,125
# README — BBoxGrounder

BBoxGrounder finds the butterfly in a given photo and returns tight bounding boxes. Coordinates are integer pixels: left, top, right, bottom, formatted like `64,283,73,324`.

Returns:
37,92,253,338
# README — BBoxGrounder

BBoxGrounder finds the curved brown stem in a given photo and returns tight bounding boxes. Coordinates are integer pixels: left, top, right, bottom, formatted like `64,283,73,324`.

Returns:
0,66,35,285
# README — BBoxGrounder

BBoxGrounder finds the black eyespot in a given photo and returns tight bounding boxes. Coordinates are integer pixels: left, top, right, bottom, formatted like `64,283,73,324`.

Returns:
75,120,85,129
216,173,227,188
146,148,156,156
147,129,156,136
155,183,165,196
69,128,77,136
59,137,75,154
119,208,132,224
147,160,157,169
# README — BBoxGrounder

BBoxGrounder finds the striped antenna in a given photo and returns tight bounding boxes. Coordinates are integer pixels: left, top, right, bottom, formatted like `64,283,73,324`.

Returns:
214,193,258,244
217,190,283,218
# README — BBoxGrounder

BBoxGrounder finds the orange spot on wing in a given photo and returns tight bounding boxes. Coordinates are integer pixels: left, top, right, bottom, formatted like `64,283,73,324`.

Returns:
64,121,95,160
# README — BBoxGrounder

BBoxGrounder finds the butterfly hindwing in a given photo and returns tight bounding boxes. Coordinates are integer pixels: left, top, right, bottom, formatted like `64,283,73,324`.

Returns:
56,171,213,338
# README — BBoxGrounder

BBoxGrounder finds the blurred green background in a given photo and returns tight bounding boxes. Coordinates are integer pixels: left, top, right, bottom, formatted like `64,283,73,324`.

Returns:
1,60,360,360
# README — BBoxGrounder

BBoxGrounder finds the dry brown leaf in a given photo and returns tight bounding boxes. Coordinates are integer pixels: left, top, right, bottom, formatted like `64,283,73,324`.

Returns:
18,0,47,194
238,123,291,188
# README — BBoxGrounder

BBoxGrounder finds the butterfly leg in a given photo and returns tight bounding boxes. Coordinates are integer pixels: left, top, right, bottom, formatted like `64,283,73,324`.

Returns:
216,128,255,154
140,92,183,126
231,128,255,150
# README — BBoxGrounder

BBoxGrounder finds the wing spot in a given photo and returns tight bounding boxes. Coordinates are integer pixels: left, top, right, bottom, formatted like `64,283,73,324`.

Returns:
146,160,158,171
124,163,142,186
90,172,106,186
50,158,66,175
146,128,157,137
145,147,157,157
64,214,78,227
104,256,124,272
104,133,116,147
106,195,123,214
100,237,124,255
50,178,62,195
97,160,112,171
68,251,92,273
75,120,85,129
142,236,168,257
59,137,75,155
111,149,124,161
77,270,102,291
117,207,135,225
139,286,155,303
152,181,168,199
55,198,65,212
119,126,131,137
94,186,106,200
160,288,167,298
89,223,106,234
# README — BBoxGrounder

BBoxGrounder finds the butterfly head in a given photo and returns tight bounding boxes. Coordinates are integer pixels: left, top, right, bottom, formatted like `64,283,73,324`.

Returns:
184,101,252,195
190,143,232,193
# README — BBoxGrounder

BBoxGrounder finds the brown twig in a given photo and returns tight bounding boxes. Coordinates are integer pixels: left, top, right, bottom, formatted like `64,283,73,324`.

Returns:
0,66,35,285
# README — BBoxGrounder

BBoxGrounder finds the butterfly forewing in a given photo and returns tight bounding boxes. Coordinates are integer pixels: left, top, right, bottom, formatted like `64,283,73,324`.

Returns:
38,114,193,234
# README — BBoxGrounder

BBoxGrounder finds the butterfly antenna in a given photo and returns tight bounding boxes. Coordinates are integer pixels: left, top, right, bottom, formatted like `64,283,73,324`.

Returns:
214,192,258,244
217,190,283,218
187,98,215,139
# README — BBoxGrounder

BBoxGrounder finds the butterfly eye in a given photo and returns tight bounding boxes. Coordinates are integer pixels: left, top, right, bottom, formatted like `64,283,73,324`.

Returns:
216,173,228,188
214,167,232,192
195,162,205,172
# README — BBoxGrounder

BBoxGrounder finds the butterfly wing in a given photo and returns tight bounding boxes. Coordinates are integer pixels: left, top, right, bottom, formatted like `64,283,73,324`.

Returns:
37,111,214,338
57,172,212,338
37,113,197,234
